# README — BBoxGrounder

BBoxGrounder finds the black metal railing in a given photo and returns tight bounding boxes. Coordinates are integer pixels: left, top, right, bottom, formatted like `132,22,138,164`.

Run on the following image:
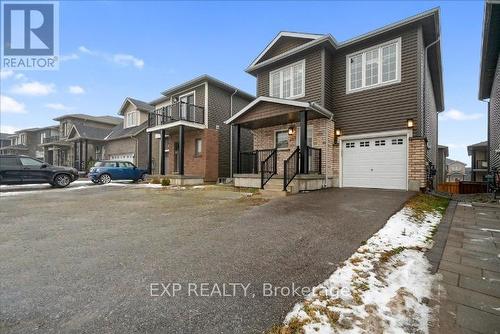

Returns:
283,146,300,191
260,149,277,188
306,146,322,174
148,101,205,127
238,149,276,174
43,135,59,144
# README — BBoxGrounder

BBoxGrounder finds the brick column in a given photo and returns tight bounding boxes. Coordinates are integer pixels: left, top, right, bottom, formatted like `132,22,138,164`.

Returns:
408,137,427,191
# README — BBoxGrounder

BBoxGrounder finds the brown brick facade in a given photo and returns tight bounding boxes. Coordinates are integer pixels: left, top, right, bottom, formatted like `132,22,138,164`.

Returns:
408,137,427,190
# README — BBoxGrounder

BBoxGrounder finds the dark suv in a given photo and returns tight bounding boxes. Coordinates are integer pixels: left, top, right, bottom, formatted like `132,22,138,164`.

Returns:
0,155,79,188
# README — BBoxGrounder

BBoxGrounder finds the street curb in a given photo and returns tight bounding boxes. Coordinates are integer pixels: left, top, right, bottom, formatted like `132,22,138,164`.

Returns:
426,200,457,274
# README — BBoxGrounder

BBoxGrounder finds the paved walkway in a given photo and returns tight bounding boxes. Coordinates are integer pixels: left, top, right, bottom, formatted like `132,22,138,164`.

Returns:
431,201,500,333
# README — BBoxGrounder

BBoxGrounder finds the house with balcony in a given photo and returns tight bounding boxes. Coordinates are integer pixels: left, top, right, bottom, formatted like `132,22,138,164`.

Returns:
479,1,500,175
467,141,489,181
40,114,121,170
226,8,443,192
0,128,41,157
102,98,151,168
145,75,254,185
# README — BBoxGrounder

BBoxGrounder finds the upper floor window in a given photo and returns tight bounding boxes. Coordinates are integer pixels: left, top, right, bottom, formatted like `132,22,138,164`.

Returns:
125,111,138,128
347,38,401,93
269,60,305,99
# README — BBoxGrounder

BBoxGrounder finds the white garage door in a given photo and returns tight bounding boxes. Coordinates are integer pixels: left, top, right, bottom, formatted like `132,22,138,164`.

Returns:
109,153,135,163
342,136,407,190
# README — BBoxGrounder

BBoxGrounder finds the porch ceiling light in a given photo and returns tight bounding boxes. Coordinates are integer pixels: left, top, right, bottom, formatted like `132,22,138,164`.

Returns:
288,126,295,135
407,119,414,128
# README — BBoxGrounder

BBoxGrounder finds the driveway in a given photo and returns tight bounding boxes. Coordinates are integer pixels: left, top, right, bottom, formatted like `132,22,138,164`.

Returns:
0,186,413,333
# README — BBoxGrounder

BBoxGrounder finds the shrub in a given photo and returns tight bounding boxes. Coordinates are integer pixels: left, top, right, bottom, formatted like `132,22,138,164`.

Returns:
161,178,170,186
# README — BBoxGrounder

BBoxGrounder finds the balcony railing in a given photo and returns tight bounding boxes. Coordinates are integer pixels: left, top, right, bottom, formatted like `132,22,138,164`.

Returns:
43,135,60,144
148,101,205,128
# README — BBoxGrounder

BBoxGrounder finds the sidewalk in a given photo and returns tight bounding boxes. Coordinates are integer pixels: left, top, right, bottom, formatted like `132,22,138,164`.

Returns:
430,201,500,333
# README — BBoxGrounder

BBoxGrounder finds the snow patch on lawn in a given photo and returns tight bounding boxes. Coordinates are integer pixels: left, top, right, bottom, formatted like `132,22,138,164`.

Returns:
282,206,443,334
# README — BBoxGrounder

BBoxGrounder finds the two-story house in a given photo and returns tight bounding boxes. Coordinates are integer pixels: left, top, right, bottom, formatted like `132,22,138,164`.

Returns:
145,75,254,185
467,141,489,181
40,114,121,170
446,158,466,182
479,1,500,175
0,128,41,157
102,98,152,168
226,8,444,192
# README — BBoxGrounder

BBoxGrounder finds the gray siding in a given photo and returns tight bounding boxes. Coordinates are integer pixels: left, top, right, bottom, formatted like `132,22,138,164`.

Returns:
331,28,420,136
490,56,500,171
256,47,323,106
424,63,438,167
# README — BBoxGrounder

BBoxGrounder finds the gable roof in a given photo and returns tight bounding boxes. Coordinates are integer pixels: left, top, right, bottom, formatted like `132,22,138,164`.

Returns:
224,96,333,125
118,97,154,115
249,32,326,68
105,121,148,141
467,140,488,155
53,113,122,125
446,158,466,166
479,1,500,100
245,8,444,112
67,122,113,141
158,74,255,102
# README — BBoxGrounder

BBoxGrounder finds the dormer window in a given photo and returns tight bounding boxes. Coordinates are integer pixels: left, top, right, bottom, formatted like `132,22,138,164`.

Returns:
347,38,401,93
125,111,138,128
269,59,305,99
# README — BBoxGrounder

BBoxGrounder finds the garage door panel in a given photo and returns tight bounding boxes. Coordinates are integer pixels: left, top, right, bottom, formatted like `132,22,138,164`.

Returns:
342,135,407,190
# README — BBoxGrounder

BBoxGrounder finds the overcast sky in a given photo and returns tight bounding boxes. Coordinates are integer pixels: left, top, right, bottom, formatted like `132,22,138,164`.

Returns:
0,1,487,165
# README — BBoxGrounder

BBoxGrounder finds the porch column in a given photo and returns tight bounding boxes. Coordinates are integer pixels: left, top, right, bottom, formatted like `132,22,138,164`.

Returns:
84,140,88,168
235,124,241,175
178,125,185,175
160,129,166,175
299,110,308,174
147,131,153,174
79,140,83,171
73,141,77,169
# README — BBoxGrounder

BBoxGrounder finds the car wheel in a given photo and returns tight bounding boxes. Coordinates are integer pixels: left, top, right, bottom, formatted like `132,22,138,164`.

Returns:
54,174,71,188
99,174,112,184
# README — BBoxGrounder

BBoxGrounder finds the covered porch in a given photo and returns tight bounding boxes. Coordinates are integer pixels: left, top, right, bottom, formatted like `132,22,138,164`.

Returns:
146,101,215,185
225,96,335,192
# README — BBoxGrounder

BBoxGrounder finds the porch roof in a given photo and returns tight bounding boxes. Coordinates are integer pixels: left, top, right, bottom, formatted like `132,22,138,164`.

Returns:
224,96,333,129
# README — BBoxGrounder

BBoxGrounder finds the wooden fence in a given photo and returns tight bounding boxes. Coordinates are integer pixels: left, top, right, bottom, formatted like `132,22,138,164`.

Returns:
437,181,488,194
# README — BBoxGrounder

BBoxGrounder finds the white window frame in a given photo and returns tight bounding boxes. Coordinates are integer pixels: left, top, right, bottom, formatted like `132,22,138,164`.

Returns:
295,125,314,147
194,138,202,157
274,129,289,151
125,110,138,128
346,37,401,94
269,59,305,99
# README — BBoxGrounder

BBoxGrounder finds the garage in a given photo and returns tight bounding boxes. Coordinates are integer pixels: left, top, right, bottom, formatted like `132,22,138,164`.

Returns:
109,153,135,163
341,135,407,190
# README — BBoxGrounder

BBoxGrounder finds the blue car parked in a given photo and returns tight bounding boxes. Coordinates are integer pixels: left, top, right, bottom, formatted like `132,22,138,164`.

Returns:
88,160,147,184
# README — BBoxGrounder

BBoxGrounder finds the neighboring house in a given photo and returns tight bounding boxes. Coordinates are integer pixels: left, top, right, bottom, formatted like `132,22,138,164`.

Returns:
479,1,500,174
437,145,449,184
145,75,254,184
226,8,444,192
464,167,472,181
0,133,12,149
102,98,151,169
0,128,41,157
40,114,122,170
467,141,489,181
445,158,466,182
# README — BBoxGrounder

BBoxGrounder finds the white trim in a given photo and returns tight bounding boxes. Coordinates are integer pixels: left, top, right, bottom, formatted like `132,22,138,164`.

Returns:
339,129,412,141
249,32,323,68
295,124,314,146
346,37,402,94
274,129,289,151
124,110,139,128
146,120,206,133
204,82,209,127
269,59,306,100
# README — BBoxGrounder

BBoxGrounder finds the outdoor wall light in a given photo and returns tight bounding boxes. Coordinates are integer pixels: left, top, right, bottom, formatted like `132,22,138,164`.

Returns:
407,119,414,128
288,126,295,135
335,128,342,136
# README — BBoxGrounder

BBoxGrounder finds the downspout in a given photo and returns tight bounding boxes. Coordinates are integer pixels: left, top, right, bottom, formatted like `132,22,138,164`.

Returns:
229,89,238,178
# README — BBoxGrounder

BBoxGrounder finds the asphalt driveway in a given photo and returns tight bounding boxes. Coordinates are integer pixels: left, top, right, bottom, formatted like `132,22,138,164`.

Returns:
0,185,413,333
